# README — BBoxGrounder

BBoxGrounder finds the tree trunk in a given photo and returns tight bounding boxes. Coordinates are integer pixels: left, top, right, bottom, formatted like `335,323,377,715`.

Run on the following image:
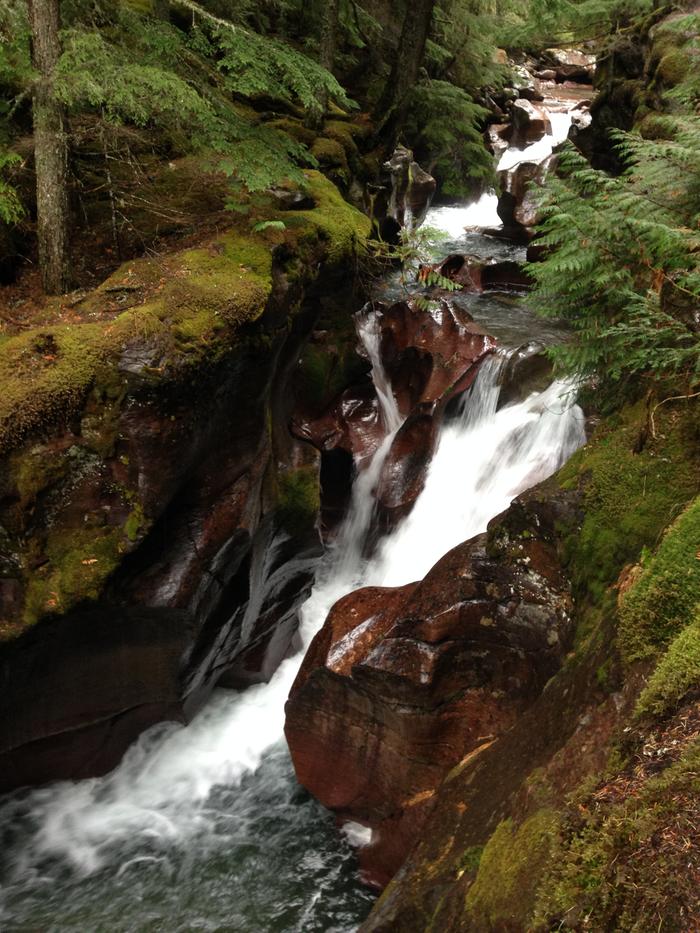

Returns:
374,0,435,141
28,0,70,295
319,0,339,73
315,0,339,120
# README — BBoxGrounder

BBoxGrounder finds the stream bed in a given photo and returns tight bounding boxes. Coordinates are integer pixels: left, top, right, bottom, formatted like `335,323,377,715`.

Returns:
0,200,584,932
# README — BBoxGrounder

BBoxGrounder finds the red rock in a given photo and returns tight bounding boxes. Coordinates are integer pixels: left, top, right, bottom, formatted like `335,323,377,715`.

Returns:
294,298,496,531
285,487,576,885
511,99,552,146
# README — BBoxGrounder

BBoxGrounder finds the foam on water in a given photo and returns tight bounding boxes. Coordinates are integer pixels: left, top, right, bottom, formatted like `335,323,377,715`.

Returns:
0,262,585,931
425,190,502,238
497,108,574,173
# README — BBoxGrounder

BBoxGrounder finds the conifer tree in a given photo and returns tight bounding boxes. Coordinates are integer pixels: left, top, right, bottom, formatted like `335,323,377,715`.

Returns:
27,0,70,294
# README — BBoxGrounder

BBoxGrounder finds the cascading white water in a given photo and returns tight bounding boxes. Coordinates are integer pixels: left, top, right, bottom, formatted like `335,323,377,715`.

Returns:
370,355,585,587
0,333,583,893
356,314,402,435
1,169,586,932
497,107,574,173
0,309,402,894
424,190,502,238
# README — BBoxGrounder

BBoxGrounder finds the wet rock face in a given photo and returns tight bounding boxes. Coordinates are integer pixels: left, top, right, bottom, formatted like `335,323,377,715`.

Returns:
498,155,554,233
0,247,359,792
541,47,596,84
511,99,552,146
383,145,437,232
428,254,532,292
292,299,495,535
0,324,322,791
497,341,553,408
285,484,577,887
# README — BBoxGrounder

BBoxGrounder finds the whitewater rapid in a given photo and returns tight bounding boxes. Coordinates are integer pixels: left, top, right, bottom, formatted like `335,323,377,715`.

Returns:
1,187,585,930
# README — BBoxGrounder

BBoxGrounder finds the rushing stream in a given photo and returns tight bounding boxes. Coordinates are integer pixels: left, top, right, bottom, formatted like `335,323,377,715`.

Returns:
0,100,588,932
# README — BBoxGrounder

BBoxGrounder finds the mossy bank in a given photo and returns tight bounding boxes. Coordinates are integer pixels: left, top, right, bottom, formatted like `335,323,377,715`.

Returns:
363,397,700,933
0,171,370,791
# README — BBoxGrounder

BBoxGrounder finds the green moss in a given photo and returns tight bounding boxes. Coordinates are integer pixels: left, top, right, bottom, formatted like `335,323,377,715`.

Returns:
265,117,317,147
464,809,559,928
295,340,367,414
124,503,146,543
276,465,320,538
12,446,69,509
635,609,700,719
637,113,676,140
322,120,367,158
290,170,371,265
656,49,690,86
456,846,483,876
0,230,273,455
311,137,349,168
557,403,700,605
21,525,126,631
618,497,700,662
535,743,700,932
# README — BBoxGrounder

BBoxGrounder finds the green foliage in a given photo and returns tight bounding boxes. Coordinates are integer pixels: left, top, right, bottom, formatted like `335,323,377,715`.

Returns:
528,12,700,396
499,0,656,48
209,22,352,118
55,29,219,136
530,134,700,393
0,150,23,223
618,497,700,662
373,224,464,302
403,80,493,194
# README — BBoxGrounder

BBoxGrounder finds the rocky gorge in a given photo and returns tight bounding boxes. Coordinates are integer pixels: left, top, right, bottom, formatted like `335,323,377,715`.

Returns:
1,7,699,931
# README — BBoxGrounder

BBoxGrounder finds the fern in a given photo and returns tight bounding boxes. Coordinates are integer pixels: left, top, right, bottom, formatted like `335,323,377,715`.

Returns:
403,80,493,194
530,129,700,394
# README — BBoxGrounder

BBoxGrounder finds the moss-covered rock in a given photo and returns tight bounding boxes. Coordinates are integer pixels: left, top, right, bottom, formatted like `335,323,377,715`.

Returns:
535,738,700,932
464,810,559,929
655,48,691,86
0,171,370,644
0,230,273,456
618,497,700,662
556,401,700,608
276,465,321,539
635,608,700,720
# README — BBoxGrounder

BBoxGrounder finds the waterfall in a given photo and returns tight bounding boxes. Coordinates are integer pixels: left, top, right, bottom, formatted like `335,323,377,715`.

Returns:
497,108,574,173
369,355,585,587
0,303,585,932
424,191,502,237
355,312,402,435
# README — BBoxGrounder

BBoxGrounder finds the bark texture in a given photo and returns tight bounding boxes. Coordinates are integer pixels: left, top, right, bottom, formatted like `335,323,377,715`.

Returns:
28,0,70,294
374,0,435,139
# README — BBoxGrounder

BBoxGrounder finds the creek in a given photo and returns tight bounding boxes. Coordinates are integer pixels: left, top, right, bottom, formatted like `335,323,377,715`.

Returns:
0,97,587,933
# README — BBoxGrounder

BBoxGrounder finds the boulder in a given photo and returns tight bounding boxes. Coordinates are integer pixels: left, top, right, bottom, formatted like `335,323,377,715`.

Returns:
498,154,555,233
511,99,552,146
497,341,553,408
426,254,531,292
383,145,437,232
542,47,596,84
285,484,577,887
